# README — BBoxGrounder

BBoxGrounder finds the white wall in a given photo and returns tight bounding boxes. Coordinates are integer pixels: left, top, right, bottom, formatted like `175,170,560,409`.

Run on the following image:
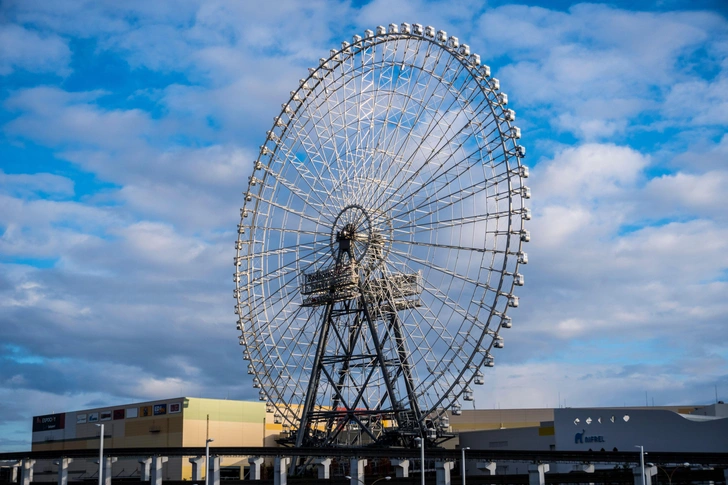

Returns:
554,407,728,452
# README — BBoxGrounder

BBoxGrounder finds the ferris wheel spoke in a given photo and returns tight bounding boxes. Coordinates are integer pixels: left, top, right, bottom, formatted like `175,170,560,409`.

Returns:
260,157,333,216
387,245,485,289
391,161,514,229
376,54,495,193
375,58,474,198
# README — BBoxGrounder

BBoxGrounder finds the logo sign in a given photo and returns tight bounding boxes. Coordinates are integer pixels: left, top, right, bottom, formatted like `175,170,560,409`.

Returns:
100,411,112,421
113,409,125,420
88,413,99,423
126,407,138,419
33,413,66,432
169,403,181,414
153,404,167,415
575,429,605,444
77,414,87,424
140,406,153,417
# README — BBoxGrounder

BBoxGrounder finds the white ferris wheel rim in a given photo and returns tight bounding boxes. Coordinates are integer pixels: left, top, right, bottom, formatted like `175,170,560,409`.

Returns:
234,23,529,434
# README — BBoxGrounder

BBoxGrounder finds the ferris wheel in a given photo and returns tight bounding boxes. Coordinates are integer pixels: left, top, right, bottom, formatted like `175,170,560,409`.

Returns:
234,23,530,449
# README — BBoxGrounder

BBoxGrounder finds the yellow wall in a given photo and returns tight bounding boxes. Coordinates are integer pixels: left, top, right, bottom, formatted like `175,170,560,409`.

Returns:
181,398,266,447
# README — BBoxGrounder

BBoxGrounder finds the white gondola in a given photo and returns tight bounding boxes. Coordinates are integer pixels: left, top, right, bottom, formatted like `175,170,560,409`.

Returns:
247,364,254,375
452,403,462,415
474,371,485,385
463,387,474,401
494,337,504,348
501,316,512,329
258,390,266,401
440,415,450,428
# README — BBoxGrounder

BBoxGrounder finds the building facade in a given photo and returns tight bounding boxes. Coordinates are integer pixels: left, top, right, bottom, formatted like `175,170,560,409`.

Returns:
31,397,277,481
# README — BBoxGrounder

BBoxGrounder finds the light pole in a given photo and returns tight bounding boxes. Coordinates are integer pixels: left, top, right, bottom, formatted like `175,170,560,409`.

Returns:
635,446,645,485
461,446,470,485
415,437,425,485
205,438,214,485
655,463,690,485
95,423,104,485
345,475,391,485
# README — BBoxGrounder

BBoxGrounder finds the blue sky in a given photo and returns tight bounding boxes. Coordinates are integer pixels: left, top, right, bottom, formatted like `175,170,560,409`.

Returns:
1,0,727,451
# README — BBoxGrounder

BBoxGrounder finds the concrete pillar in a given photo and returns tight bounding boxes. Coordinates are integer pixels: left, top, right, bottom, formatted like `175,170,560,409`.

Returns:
138,458,152,481
5,463,20,483
632,465,657,485
101,457,118,485
312,458,331,479
150,456,168,485
274,457,290,485
476,461,496,475
189,457,204,481
580,464,595,485
208,456,221,485
349,458,367,485
20,459,35,485
436,461,455,485
248,457,264,480
391,459,410,478
528,464,549,485
54,457,73,485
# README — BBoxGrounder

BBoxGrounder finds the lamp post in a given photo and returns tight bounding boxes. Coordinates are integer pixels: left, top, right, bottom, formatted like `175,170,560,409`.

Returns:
205,438,214,485
461,446,470,485
95,423,104,485
345,475,391,485
635,446,645,485
655,463,690,485
415,437,425,485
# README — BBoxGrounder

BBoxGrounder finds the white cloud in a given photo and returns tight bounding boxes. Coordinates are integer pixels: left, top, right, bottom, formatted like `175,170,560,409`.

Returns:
533,143,649,203
645,170,728,220
478,4,728,139
4,87,155,151
0,23,70,75
0,170,74,198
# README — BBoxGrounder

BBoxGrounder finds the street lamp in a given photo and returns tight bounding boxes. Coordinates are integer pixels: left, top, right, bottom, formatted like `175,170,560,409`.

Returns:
205,438,214,485
461,446,470,485
635,446,645,485
415,437,425,485
345,475,391,485
95,423,104,485
654,462,690,485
